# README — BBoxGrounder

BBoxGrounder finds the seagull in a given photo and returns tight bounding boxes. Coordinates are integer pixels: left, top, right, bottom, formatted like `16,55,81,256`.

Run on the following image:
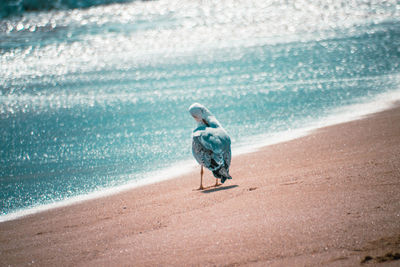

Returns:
189,103,232,190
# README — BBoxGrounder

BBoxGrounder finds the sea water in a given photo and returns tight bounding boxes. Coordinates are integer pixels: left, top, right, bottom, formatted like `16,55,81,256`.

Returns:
1,0,399,221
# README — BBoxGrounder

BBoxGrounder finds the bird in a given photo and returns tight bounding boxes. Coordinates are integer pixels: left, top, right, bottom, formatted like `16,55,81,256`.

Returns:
189,103,232,190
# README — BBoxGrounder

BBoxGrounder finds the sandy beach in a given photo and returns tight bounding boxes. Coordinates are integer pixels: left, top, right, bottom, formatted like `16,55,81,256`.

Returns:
1,104,400,266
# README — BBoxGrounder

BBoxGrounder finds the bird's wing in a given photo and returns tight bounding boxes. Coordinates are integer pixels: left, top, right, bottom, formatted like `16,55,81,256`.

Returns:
224,142,232,168
192,135,213,168
192,127,230,171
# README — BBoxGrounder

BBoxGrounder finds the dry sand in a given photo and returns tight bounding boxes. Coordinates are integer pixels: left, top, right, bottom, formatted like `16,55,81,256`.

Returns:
1,104,400,266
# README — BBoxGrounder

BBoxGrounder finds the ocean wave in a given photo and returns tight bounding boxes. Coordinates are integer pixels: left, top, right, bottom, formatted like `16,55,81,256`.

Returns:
0,0,134,19
1,0,400,219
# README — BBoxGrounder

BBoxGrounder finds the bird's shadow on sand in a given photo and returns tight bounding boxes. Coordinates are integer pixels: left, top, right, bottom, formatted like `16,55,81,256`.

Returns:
201,184,239,193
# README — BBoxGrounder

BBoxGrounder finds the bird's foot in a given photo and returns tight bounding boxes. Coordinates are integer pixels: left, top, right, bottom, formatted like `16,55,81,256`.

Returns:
214,182,221,187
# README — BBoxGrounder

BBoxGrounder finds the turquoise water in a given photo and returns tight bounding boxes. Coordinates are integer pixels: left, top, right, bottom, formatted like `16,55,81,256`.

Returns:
1,0,400,219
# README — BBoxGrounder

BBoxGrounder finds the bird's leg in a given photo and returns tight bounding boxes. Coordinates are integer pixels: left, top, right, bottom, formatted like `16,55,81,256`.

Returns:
198,165,204,190
215,178,220,187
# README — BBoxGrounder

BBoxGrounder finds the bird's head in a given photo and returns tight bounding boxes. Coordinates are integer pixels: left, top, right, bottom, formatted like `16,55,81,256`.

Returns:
189,103,213,126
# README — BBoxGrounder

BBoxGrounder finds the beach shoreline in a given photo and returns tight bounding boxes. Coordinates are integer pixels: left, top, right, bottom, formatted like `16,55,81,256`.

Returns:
2,91,399,223
1,103,400,266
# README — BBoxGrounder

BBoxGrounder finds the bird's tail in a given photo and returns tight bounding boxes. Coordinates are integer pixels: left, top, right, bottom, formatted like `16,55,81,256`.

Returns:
212,166,232,183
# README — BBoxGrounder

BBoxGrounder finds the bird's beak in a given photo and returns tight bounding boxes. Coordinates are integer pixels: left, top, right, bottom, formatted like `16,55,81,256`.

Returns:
202,119,210,127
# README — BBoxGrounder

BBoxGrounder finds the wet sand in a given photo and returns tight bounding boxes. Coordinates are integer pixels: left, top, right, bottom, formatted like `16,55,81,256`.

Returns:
1,104,400,266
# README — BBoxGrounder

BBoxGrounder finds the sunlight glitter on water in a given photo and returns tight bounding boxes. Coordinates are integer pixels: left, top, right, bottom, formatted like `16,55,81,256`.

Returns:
1,0,400,218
